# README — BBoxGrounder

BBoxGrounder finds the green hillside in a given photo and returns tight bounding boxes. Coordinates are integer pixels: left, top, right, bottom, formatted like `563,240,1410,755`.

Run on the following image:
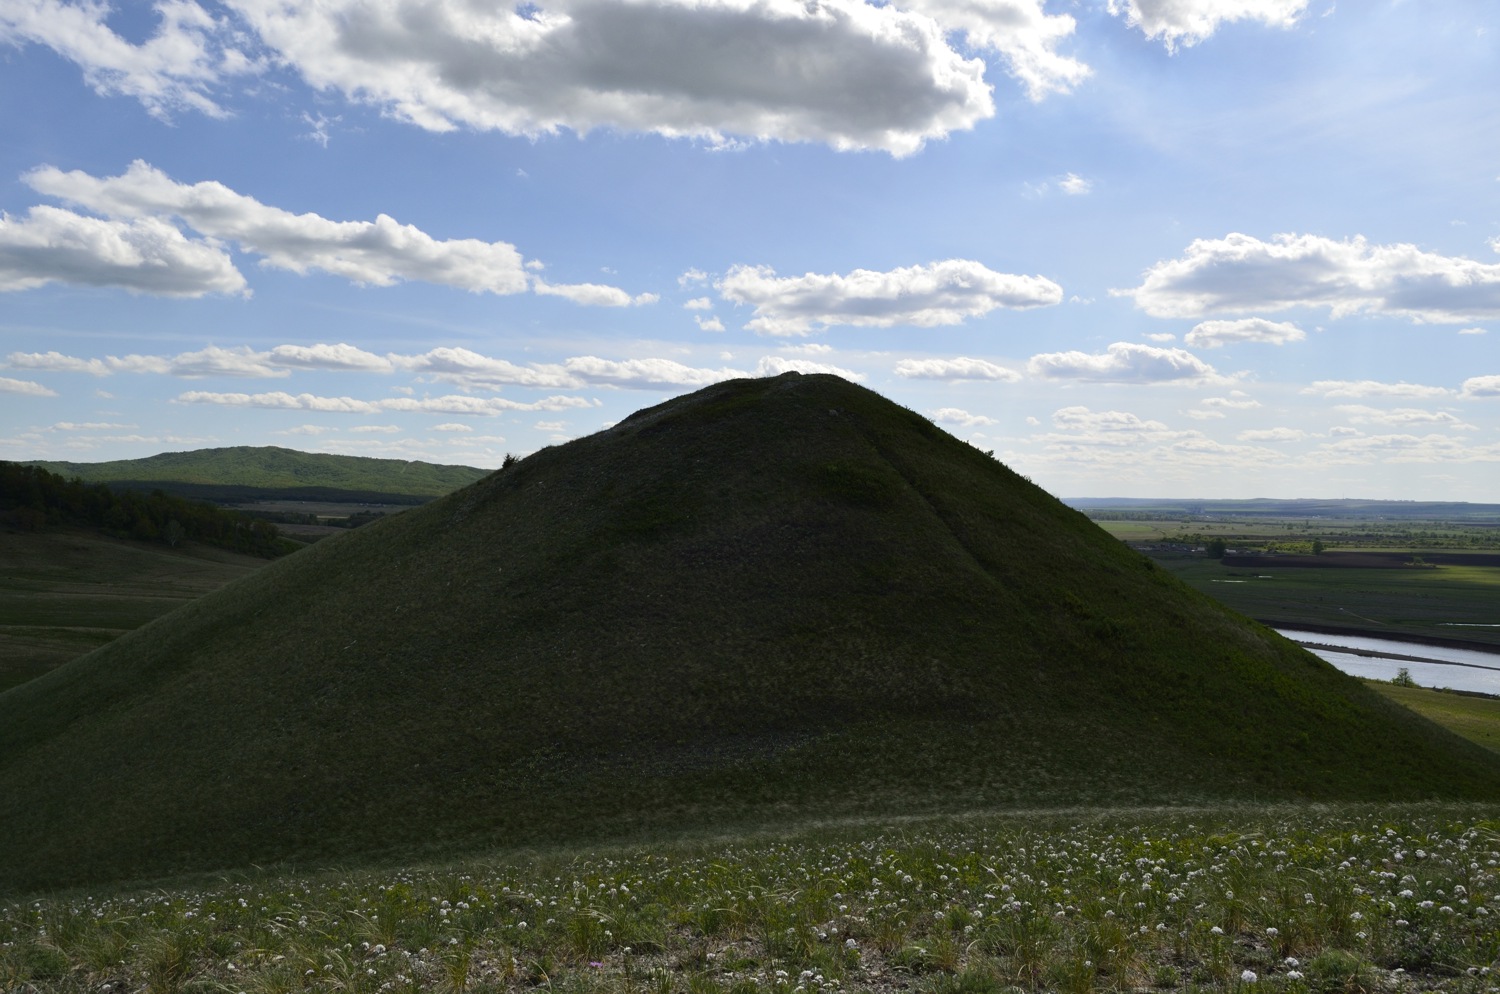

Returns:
3,372,1498,894
0,527,267,694
27,445,489,499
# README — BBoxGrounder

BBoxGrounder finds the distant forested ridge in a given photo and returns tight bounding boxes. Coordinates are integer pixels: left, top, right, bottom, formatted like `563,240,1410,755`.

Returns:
26,446,489,500
0,462,287,557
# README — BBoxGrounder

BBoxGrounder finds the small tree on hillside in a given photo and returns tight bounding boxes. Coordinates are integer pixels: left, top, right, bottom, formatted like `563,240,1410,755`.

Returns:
1207,538,1227,559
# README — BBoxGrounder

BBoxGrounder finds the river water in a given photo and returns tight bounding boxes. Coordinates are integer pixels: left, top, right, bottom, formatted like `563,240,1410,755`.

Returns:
1275,628,1500,695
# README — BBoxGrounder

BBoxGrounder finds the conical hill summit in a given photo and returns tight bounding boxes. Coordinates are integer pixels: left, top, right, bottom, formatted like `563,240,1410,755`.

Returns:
2,372,1496,892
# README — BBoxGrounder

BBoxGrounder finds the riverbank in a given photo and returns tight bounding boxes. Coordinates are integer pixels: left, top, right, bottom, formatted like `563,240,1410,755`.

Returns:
1274,625,1500,695
1260,619,1500,655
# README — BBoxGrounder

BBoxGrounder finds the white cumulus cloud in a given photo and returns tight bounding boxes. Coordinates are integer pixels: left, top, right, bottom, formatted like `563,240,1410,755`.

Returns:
1057,172,1091,195
1120,232,1500,323
389,347,578,390
1200,392,1261,410
0,205,246,296
1316,433,1500,465
534,280,658,307
1027,342,1221,384
894,356,1021,381
176,390,381,414
177,390,591,414
1335,405,1477,430
754,355,864,379
0,375,56,396
6,0,1109,153
226,0,995,156
1052,406,1172,434
931,407,997,427
48,421,134,430
1107,0,1308,51
8,346,281,377
1460,375,1500,399
0,0,258,118
1236,427,1306,442
720,259,1062,336
1185,317,1305,348
268,343,394,372
893,0,1088,99
563,356,749,388
27,161,532,294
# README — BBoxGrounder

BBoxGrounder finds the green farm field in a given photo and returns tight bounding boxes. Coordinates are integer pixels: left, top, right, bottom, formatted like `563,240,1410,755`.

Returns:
1146,553,1500,648
1086,509,1500,649
1091,517,1500,552
1366,681,1500,754
0,528,267,693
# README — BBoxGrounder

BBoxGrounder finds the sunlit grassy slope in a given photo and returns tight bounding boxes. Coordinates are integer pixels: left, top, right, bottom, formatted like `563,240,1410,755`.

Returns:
3,373,1498,893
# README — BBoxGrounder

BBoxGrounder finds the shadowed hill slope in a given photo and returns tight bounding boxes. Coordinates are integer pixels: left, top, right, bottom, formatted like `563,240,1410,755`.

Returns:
3,373,1498,892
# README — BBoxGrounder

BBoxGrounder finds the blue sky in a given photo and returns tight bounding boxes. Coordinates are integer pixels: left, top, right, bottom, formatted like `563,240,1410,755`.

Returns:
1,0,1496,499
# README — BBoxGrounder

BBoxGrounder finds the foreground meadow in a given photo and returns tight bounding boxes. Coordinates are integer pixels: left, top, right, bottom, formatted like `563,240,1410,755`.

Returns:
6,806,1500,994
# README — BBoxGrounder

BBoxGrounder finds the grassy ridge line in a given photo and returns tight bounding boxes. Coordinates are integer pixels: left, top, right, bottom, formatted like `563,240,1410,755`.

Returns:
26,445,490,499
3,805,1499,993
3,373,1500,894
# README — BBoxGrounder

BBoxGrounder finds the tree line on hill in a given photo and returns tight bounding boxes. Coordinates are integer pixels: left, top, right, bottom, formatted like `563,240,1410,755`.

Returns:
0,462,289,557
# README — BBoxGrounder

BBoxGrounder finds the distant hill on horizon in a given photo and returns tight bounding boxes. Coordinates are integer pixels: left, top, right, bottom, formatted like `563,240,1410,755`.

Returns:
26,446,491,501
3,372,1497,893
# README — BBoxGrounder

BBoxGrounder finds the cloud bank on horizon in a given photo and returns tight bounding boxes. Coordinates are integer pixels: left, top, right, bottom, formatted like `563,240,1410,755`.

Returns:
0,0,1496,500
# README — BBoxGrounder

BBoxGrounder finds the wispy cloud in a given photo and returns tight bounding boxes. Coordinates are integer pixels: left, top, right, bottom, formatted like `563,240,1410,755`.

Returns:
1301,379,1452,399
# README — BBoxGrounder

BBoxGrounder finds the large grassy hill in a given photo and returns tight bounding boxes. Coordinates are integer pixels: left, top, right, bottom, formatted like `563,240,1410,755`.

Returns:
27,445,488,500
3,372,1498,894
